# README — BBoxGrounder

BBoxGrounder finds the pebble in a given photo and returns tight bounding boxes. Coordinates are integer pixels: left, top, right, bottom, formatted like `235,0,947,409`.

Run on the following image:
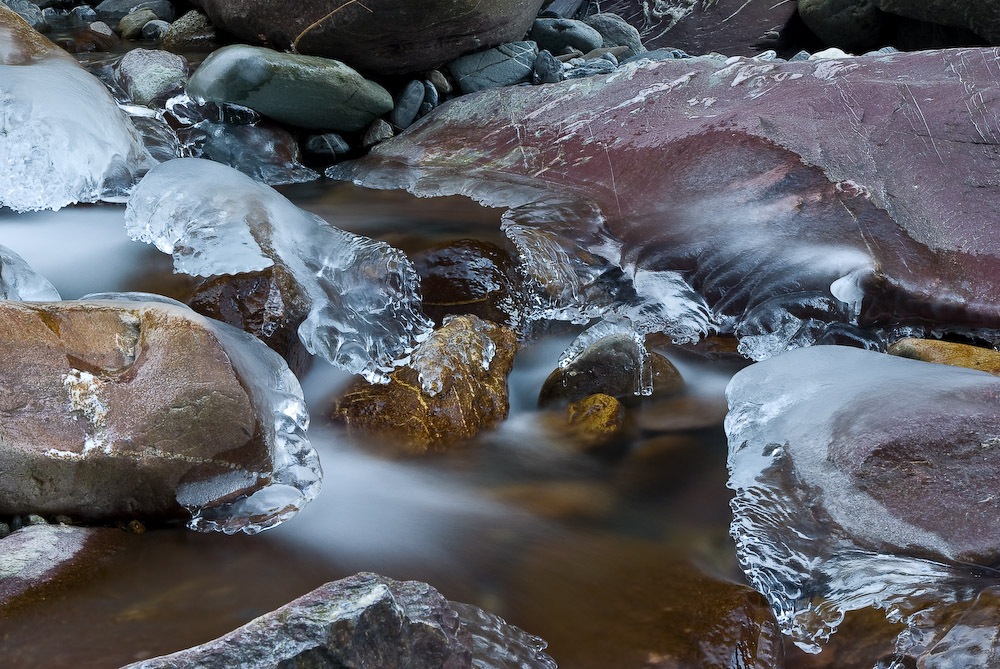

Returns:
362,118,394,147
389,79,425,130
529,17,603,55
426,69,452,95
533,49,564,84
422,80,438,108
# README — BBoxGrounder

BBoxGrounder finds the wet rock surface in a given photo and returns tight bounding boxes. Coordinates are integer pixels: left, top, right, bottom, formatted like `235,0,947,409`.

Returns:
191,0,546,75
114,48,188,105
447,40,538,93
333,315,517,452
186,44,392,131
888,337,1000,376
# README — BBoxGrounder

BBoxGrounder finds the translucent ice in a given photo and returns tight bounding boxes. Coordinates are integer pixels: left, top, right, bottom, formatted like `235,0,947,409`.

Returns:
726,345,1000,662
0,244,60,301
82,292,321,534
125,158,433,383
0,10,155,211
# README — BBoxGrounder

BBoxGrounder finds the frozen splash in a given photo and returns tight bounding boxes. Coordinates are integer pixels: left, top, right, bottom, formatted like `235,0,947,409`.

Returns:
0,244,60,301
83,292,321,534
726,345,1000,663
125,158,433,384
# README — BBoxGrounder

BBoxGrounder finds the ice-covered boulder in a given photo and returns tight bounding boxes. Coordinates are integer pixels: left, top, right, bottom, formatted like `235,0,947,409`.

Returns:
0,244,59,301
0,7,155,211
125,158,433,383
0,292,319,534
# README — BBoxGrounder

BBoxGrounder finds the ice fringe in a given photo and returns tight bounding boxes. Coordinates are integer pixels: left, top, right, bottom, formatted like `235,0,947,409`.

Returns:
0,244,60,301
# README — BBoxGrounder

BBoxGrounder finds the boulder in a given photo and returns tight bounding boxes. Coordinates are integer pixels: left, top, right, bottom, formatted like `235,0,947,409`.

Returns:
529,17,603,54
583,12,644,58
114,48,188,105
870,0,1000,43
95,0,173,22
1,0,46,32
160,9,214,50
332,315,517,452
122,572,556,668
798,0,884,52
190,0,546,75
448,41,538,93
186,44,392,131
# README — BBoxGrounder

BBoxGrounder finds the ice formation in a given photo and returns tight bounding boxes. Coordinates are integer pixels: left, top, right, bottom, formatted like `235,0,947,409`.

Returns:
0,243,60,300
726,345,1000,663
83,292,321,534
125,158,433,383
0,10,155,211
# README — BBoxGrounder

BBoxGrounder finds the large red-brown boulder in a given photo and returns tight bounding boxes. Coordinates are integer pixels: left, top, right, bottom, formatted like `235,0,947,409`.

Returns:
191,0,546,75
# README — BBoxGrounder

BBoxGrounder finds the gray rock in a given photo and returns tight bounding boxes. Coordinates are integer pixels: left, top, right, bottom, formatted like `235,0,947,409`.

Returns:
95,0,172,22
389,79,424,130
117,7,157,39
798,0,883,53
186,45,393,132
583,12,644,58
532,49,564,83
789,49,812,61
198,121,319,186
544,0,586,18
68,4,97,24
422,80,439,109
304,133,350,159
140,18,168,39
1,0,47,31
448,41,539,94
362,118,394,148
115,48,187,105
870,0,1000,43
564,57,616,79
160,9,214,50
121,572,556,669
530,17,603,54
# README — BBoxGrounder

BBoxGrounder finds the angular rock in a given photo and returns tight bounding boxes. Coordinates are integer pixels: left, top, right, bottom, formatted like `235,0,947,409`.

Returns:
448,41,538,94
583,12,644,58
538,334,684,407
362,117,394,147
96,0,172,22
0,298,318,531
532,48,563,83
529,17,603,54
588,0,798,56
870,0,1000,43
191,0,546,75
160,9,214,50
68,5,98,24
412,239,523,329
888,338,1000,376
115,48,188,105
186,44,392,131
333,315,517,452
117,7,157,38
798,0,884,53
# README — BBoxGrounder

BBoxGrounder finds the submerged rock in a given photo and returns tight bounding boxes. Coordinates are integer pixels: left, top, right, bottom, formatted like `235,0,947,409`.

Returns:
0,7,154,211
195,121,319,186
186,45,392,132
0,296,319,533
124,572,555,668
888,337,1000,376
192,0,546,75
333,315,517,452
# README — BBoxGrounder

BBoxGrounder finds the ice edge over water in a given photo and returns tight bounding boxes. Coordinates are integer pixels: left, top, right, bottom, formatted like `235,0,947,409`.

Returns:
0,243,60,301
125,158,434,384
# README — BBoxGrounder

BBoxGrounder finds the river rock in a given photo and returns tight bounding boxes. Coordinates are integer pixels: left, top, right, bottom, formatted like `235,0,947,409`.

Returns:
870,0,1000,43
588,0,798,55
117,7,157,38
0,299,269,523
190,0,545,75
160,9,214,50
332,315,517,452
798,0,884,53
448,41,538,94
115,48,188,105
412,239,523,329
303,132,350,160
58,20,120,52
186,44,392,131
538,335,684,408
583,12,643,58
529,17,603,54
96,0,172,22
532,48,563,83
140,18,168,39
888,338,1000,375
1,0,46,31
0,524,126,608
186,266,311,375
362,118,393,147
388,79,424,130
560,393,633,456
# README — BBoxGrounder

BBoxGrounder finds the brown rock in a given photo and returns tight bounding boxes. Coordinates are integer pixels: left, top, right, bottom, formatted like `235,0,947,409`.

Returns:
561,393,633,456
186,266,311,375
0,300,263,522
332,315,517,452
538,335,684,408
0,5,70,64
191,0,546,75
888,337,1000,376
785,606,904,668
413,239,523,330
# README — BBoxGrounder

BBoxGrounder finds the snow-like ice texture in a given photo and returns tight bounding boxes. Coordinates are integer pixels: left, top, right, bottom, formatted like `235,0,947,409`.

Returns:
82,292,321,534
125,158,433,383
0,244,59,300
0,15,155,211
726,345,1000,663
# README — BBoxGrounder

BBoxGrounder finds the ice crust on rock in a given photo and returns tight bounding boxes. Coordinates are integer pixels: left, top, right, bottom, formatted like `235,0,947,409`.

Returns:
726,345,1000,663
0,33,155,211
82,292,320,534
125,158,433,383
0,244,59,301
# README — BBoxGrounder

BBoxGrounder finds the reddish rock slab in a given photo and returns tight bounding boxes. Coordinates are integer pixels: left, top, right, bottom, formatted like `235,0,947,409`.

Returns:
191,0,546,75
333,48,1000,341
585,0,798,55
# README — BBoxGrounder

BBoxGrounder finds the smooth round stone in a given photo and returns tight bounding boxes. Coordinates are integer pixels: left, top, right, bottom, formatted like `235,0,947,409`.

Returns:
96,0,173,22
564,57,616,79
422,80,438,108
141,18,169,39
426,69,452,95
160,9,214,50
303,132,351,158
69,5,98,24
115,48,188,105
186,44,393,132
583,13,644,58
529,17,603,55
388,79,424,130
118,8,157,39
448,41,538,94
